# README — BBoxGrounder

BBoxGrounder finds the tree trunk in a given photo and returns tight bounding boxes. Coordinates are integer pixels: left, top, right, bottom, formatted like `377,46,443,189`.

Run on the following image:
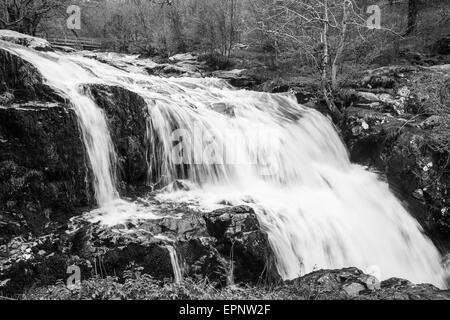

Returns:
331,2,349,90
322,0,343,122
405,0,419,35
322,3,329,89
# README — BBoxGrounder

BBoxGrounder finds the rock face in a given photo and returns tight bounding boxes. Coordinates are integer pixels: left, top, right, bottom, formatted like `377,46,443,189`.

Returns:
81,51,261,89
145,53,205,78
0,42,95,293
211,69,258,89
340,66,450,246
0,203,280,295
0,47,61,103
287,268,450,300
84,84,149,190
0,104,92,244
204,206,280,284
0,47,92,245
0,30,53,52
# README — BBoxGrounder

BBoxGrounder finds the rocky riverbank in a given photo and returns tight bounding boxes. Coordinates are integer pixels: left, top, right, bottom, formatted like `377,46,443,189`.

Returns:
339,65,450,251
19,267,450,300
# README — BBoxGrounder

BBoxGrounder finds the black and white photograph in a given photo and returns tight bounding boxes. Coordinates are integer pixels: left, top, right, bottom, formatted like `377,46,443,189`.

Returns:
0,0,449,307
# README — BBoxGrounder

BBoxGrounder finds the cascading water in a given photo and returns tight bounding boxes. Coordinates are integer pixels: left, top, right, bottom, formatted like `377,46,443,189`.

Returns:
149,89,447,287
2,40,448,288
166,245,183,284
2,43,118,206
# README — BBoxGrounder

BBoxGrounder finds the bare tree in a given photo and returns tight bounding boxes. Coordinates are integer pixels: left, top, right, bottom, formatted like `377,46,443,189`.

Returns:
0,0,63,35
249,0,368,120
405,0,419,35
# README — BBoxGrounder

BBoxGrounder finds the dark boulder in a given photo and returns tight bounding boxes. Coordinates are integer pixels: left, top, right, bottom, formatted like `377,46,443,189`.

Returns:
84,84,149,190
0,104,92,244
0,203,281,295
0,31,53,52
0,47,61,103
0,233,78,295
285,268,450,300
69,220,174,280
67,204,280,286
211,70,258,89
205,205,280,284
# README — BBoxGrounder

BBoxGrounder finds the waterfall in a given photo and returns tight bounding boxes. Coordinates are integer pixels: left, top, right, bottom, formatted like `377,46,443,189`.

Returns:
3,44,118,206
149,89,447,288
166,245,183,284
3,41,447,288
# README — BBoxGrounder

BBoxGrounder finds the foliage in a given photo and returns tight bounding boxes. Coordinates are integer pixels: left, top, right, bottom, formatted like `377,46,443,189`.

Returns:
0,0,69,35
22,266,311,300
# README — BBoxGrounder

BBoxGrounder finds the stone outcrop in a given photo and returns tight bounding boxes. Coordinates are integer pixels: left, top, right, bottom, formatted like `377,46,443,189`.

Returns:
0,104,92,245
204,206,280,284
210,69,258,89
0,30,53,52
0,202,280,295
0,46,61,103
340,65,450,247
0,47,92,245
84,84,149,190
286,268,450,300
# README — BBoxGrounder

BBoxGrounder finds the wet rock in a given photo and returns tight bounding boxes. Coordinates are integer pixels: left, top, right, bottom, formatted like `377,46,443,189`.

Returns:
354,91,380,103
286,268,373,299
357,66,417,89
161,180,194,192
210,102,236,117
53,46,77,53
211,69,257,89
0,92,14,105
205,206,281,283
259,78,328,114
343,282,366,297
340,66,450,245
343,107,450,240
147,64,189,76
0,204,281,294
370,277,450,300
0,45,94,257
0,30,53,52
0,48,62,103
285,268,450,300
0,103,92,243
85,84,149,189
0,233,72,295
169,53,197,63
145,54,204,78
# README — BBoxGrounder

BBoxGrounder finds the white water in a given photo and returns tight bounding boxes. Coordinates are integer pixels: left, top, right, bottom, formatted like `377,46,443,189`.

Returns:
2,42,118,206
2,40,448,288
166,245,183,283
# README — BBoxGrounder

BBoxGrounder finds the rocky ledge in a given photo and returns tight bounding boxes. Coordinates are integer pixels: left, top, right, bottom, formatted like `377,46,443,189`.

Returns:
2,196,450,300
0,30,53,52
0,200,279,296
339,65,450,248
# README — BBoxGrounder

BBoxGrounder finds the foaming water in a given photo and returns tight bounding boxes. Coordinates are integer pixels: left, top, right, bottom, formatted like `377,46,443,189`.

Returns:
2,40,447,287
3,43,118,205
166,245,183,283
